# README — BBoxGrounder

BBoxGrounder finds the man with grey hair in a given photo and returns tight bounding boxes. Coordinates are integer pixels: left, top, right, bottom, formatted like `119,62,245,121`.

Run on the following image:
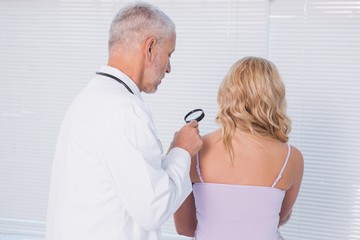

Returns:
45,2,202,240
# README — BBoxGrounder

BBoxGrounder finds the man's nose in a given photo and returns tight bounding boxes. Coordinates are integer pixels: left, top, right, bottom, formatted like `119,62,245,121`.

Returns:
166,61,171,73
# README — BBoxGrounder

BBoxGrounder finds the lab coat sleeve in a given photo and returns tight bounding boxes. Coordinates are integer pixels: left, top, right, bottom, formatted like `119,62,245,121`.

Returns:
97,99,192,231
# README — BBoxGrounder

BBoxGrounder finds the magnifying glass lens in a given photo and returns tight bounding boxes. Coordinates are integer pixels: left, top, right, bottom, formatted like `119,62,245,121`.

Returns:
184,109,205,123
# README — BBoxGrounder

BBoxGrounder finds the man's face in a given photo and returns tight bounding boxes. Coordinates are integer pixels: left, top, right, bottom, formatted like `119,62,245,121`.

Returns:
142,34,176,93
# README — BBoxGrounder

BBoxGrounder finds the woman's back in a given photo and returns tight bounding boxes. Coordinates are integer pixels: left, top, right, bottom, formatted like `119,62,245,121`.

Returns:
190,129,302,240
193,129,293,189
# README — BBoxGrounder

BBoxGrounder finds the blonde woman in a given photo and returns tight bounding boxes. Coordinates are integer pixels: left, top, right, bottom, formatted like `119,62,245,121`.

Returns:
174,57,304,240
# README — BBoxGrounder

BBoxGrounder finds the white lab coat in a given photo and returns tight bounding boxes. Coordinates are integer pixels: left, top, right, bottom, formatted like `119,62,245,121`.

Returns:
45,66,192,240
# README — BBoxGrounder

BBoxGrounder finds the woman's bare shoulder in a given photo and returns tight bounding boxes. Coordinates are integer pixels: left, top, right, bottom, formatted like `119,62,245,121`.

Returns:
289,145,304,164
288,144,304,181
201,129,222,145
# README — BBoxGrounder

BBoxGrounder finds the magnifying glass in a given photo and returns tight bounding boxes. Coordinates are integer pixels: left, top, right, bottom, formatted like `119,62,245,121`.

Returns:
184,108,205,123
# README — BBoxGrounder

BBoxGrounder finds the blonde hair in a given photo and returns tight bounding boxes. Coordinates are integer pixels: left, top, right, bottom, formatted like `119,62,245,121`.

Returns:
216,56,291,164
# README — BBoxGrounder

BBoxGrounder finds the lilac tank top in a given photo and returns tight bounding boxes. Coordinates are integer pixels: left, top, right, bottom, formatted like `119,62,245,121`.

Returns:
193,143,291,240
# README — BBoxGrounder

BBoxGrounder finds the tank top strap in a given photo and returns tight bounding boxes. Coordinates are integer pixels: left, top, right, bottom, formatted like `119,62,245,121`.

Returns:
271,143,291,188
195,152,205,183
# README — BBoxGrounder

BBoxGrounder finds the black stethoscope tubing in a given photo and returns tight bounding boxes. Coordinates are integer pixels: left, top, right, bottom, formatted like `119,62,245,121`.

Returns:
96,72,134,94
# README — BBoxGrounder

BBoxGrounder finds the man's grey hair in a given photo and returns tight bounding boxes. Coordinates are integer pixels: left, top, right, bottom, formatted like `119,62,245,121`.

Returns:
109,2,175,52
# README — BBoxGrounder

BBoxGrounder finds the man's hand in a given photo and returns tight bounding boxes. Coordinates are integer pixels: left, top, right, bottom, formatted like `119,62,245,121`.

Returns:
169,120,203,156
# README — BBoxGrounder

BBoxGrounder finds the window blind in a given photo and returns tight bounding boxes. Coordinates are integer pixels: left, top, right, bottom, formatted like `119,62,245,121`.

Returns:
269,0,360,239
1,1,360,240
0,0,114,234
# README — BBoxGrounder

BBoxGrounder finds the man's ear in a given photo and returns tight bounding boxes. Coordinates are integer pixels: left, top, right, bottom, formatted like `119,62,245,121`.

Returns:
145,37,157,62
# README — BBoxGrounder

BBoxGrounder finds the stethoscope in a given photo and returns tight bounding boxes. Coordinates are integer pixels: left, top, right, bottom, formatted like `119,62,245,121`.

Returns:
96,72,134,94
96,72,205,122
